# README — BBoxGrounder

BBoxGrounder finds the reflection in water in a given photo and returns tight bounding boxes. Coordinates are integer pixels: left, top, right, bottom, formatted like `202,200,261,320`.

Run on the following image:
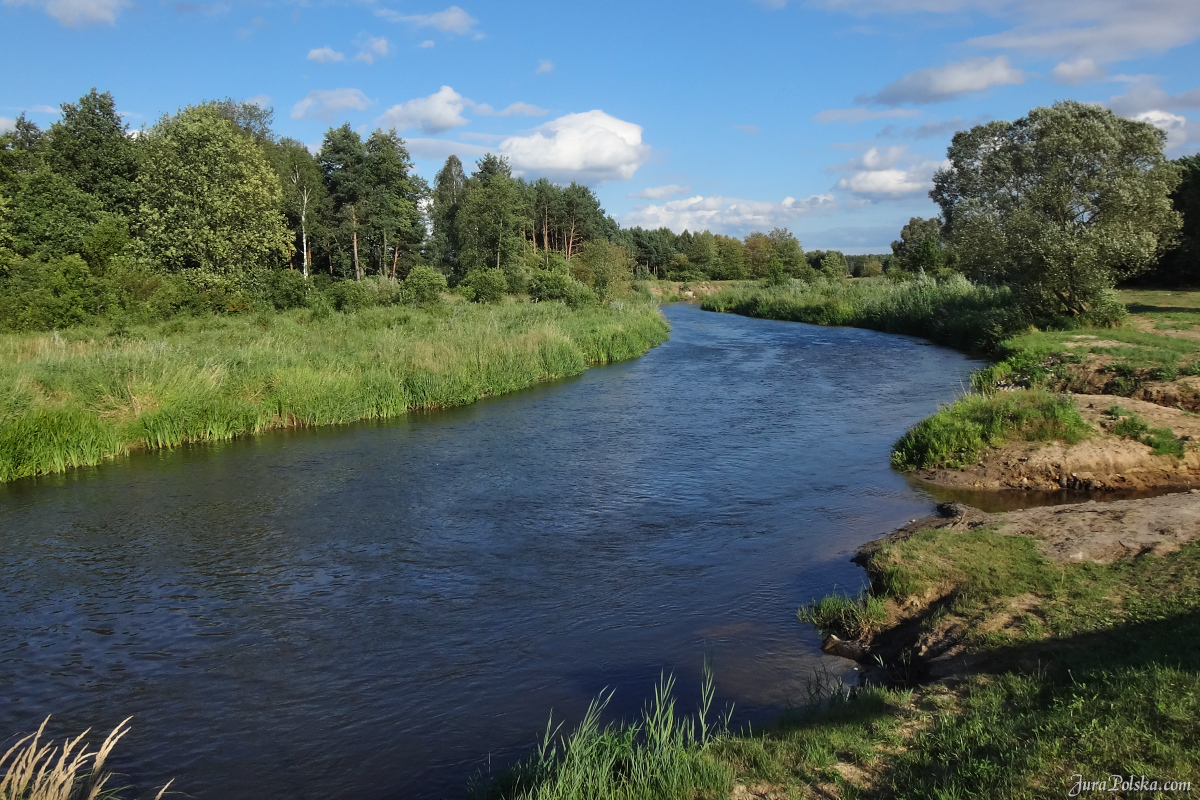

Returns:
1,305,984,799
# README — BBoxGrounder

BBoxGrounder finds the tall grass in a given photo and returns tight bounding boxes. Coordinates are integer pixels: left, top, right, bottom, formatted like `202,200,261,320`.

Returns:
0,300,669,482
0,717,171,800
472,670,733,800
890,388,1092,471
702,275,1024,353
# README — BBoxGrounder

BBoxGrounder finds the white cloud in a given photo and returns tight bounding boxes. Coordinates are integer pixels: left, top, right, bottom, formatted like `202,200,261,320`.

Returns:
419,39,434,48
861,56,1027,105
405,137,487,162
1134,110,1190,151
30,104,59,114
497,110,651,184
814,108,922,124
1105,77,1200,117
471,101,548,118
536,59,554,74
0,117,15,133
876,114,992,139
814,0,1200,63
290,88,372,121
355,36,391,64
377,5,478,35
1052,57,1104,85
628,185,690,200
829,145,947,198
246,94,271,108
308,46,345,64
3,0,129,26
377,85,468,134
732,124,760,135
459,131,505,143
623,194,835,235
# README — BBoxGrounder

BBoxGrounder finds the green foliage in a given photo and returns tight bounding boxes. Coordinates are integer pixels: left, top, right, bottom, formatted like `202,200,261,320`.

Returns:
703,275,1025,353
890,217,944,274
134,105,290,274
798,592,888,639
402,264,448,306
471,671,733,800
9,164,102,260
934,101,1183,317
462,268,508,303
529,268,595,307
1107,406,1187,457
43,88,138,215
890,388,1092,471
0,255,110,330
819,250,849,277
0,300,668,482
576,240,634,301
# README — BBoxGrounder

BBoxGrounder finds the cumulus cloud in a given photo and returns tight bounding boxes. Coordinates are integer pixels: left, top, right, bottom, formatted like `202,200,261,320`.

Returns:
829,145,947,198
860,56,1027,105
377,86,468,134
308,46,345,63
1052,57,1104,85
536,60,554,74
4,0,129,26
628,185,690,200
0,117,15,134
623,194,835,235
377,5,478,35
1134,110,1190,151
355,36,391,64
813,108,922,124
290,88,372,122
497,110,651,184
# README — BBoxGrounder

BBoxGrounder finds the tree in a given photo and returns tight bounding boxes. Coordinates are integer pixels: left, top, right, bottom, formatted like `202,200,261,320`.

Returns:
10,164,102,260
1144,154,1200,285
270,138,327,278
767,228,805,276
0,114,45,189
363,129,424,278
320,124,369,280
743,231,774,278
134,105,290,274
456,154,526,277
44,89,138,216
430,155,467,277
932,101,1182,316
577,240,634,301
820,251,849,276
890,217,944,274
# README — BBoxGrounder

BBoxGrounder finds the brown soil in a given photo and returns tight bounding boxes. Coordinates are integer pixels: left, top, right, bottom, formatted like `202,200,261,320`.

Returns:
914,394,1200,492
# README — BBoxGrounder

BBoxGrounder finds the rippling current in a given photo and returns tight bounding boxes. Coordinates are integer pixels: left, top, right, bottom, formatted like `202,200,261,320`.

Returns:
0,305,985,799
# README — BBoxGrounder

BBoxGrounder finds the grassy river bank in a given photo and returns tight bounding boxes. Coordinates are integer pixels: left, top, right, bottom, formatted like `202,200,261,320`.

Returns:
0,298,669,483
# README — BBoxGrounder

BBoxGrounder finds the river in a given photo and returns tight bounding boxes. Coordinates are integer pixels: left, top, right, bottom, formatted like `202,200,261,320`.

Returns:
0,304,984,799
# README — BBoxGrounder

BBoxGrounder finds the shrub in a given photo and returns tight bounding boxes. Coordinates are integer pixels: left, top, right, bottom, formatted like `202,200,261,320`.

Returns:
462,268,507,303
528,268,595,307
0,255,109,331
263,269,310,311
326,279,376,312
402,265,448,306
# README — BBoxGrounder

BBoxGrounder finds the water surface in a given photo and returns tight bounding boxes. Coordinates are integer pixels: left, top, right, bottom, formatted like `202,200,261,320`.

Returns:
0,305,984,799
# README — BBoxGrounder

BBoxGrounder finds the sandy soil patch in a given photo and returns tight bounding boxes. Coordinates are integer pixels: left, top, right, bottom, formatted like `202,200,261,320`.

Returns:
914,394,1200,492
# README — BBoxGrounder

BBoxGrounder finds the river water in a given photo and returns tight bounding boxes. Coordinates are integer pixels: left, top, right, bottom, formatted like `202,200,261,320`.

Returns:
0,304,984,799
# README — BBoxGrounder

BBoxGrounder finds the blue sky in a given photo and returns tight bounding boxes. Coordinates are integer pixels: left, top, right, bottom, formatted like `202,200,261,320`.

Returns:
3,0,1199,252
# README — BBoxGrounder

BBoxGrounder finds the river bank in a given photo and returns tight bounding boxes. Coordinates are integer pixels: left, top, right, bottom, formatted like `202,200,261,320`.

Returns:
0,298,669,482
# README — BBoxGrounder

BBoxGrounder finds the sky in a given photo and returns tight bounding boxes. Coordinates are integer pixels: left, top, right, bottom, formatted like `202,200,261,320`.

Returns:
2,0,1199,253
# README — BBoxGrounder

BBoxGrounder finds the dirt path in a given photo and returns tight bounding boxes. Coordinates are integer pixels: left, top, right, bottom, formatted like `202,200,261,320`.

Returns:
915,394,1200,492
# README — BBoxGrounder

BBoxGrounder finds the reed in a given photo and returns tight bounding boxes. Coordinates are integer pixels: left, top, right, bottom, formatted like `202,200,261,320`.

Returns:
702,275,1024,353
0,300,669,483
0,717,171,800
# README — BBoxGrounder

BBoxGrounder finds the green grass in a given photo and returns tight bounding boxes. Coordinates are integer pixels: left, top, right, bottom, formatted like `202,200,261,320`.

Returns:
702,275,1024,353
798,592,889,640
743,530,1200,799
890,388,1092,471
470,669,734,800
1106,406,1188,458
0,299,669,482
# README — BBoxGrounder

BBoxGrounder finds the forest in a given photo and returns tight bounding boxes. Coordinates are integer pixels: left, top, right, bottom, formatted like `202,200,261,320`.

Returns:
0,88,891,333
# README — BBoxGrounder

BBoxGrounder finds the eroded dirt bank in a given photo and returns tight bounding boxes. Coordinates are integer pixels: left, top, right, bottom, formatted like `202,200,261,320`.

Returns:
915,394,1200,492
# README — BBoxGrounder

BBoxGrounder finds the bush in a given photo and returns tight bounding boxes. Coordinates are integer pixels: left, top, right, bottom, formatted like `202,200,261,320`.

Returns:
326,279,376,312
402,265,448,307
529,268,595,307
0,255,109,331
263,269,310,311
462,268,507,303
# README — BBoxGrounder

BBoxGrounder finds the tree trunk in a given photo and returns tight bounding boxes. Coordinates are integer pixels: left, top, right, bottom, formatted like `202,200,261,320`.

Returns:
391,245,400,279
300,187,310,279
351,205,362,281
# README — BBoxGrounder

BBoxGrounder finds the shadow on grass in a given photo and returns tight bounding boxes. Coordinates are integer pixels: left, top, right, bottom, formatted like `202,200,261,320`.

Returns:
1125,303,1200,316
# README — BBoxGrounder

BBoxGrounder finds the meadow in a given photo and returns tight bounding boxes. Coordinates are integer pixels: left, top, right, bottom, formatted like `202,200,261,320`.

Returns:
0,299,669,483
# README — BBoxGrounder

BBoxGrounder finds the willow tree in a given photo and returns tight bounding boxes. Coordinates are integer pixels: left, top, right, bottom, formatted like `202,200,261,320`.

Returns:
134,105,289,274
932,101,1182,316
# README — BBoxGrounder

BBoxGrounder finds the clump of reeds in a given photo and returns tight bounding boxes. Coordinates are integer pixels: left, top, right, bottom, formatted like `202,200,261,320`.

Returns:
0,717,171,800
472,667,733,800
